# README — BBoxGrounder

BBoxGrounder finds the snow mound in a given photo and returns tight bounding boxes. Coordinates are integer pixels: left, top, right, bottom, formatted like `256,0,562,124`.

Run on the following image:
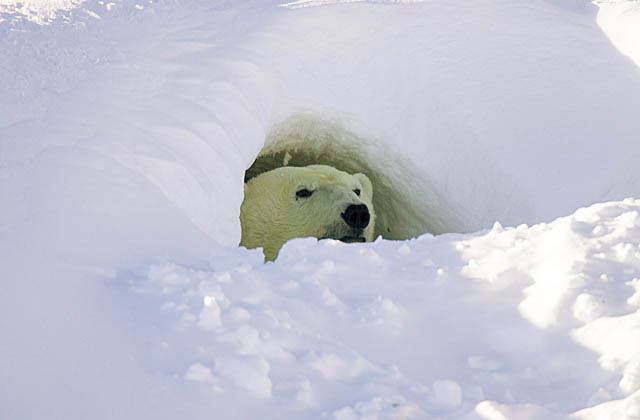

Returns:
2,0,640,419
122,199,640,419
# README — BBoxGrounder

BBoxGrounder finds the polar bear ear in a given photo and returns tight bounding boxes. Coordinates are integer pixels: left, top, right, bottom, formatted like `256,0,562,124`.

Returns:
353,173,373,199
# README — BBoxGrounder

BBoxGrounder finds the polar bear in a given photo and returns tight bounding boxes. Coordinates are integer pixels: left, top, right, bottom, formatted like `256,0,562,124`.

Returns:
240,164,376,261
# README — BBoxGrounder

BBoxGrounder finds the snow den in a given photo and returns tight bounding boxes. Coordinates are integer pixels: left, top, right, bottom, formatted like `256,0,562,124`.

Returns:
244,114,468,244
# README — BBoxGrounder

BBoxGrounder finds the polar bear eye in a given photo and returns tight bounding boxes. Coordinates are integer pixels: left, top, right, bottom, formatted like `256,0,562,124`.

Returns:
296,188,313,198
353,189,361,197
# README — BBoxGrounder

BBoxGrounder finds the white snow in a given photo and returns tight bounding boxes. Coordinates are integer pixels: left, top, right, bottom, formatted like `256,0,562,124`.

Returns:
2,0,640,419
596,0,640,67
0,0,85,24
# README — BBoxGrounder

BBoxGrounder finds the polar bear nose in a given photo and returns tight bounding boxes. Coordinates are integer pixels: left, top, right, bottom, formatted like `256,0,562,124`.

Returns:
342,204,370,229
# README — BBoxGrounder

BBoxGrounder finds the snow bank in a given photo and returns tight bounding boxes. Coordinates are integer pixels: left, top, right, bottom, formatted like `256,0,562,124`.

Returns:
23,198,635,420
3,0,640,247
2,0,640,419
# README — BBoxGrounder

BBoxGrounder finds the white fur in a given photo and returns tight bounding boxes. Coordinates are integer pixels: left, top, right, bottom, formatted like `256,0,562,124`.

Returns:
240,165,375,261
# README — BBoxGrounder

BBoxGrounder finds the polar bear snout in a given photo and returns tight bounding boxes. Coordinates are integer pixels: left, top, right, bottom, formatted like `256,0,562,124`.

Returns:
341,204,371,229
240,164,376,261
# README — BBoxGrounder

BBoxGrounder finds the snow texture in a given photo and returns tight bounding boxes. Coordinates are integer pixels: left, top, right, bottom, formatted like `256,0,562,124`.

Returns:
1,0,640,419
596,0,640,67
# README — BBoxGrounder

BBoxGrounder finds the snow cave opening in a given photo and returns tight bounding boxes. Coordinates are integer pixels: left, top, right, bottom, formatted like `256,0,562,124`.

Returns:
243,114,468,242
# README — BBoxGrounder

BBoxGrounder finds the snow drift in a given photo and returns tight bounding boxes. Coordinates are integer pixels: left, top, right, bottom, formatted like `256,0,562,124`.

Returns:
1,0,640,419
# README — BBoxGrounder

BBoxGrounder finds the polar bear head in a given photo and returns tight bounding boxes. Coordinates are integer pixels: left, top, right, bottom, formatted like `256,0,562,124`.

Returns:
240,164,376,261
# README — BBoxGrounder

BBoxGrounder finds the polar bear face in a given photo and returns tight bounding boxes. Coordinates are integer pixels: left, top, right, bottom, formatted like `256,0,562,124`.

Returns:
240,165,376,261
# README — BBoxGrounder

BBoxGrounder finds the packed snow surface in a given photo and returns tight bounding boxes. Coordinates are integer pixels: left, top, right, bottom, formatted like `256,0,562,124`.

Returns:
2,0,640,419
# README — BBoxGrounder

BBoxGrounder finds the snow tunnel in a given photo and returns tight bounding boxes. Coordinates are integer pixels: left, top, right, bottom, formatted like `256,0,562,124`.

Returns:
243,114,469,242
